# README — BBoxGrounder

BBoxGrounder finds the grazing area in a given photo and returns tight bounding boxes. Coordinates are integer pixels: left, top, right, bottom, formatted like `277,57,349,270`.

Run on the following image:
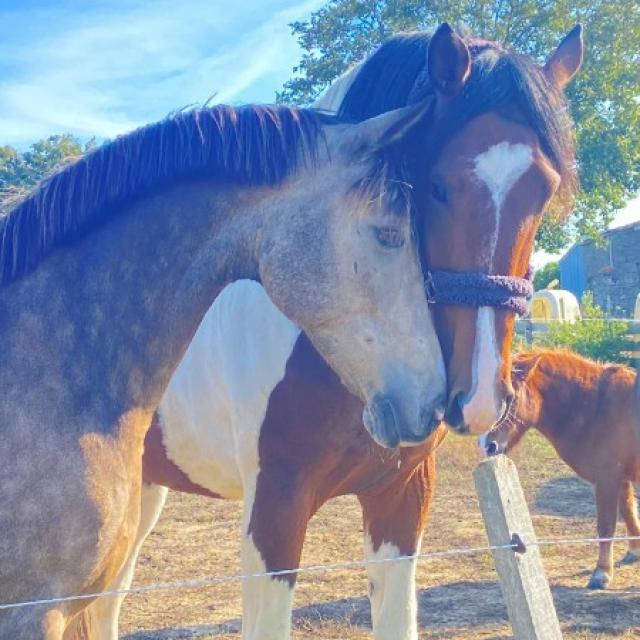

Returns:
120,433,640,639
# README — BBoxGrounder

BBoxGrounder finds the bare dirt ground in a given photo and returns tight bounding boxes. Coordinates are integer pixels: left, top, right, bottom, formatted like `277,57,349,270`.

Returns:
120,432,640,639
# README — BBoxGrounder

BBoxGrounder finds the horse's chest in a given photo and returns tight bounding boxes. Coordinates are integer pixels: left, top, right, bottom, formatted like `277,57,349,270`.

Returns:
156,371,285,500
146,281,301,499
146,408,243,499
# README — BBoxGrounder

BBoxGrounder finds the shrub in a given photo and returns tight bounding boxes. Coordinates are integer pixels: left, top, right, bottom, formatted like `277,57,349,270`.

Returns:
536,292,632,364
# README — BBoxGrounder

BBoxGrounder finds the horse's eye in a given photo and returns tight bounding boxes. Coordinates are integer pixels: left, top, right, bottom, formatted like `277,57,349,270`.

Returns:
431,181,448,205
374,226,405,249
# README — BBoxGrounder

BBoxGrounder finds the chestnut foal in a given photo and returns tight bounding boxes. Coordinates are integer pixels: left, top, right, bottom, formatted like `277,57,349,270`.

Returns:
480,348,640,589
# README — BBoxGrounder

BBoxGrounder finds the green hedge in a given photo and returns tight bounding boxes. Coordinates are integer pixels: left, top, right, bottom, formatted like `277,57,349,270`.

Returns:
531,292,633,365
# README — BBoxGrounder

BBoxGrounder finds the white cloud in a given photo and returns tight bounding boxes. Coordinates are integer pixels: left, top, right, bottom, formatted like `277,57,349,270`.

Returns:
0,0,323,147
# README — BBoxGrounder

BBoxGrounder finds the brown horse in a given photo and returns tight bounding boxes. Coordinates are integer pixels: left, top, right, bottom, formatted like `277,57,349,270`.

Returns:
0,103,447,638
480,348,640,590
78,24,583,640
318,22,582,435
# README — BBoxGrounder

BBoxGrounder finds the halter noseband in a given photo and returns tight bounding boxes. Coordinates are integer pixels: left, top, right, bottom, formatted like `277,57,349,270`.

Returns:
407,54,535,316
424,267,534,316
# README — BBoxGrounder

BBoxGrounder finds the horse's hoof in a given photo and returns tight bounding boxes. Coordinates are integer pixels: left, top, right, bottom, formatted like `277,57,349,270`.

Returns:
621,550,640,565
587,569,611,589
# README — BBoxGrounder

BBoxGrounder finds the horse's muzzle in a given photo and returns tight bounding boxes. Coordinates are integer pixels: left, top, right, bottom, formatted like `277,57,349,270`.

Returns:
477,433,503,456
362,394,444,448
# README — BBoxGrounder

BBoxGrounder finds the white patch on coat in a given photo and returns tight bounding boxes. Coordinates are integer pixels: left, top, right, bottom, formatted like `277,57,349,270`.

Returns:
364,534,419,640
463,307,502,434
241,479,295,640
240,533,295,640
473,142,533,264
158,280,301,498
313,64,361,112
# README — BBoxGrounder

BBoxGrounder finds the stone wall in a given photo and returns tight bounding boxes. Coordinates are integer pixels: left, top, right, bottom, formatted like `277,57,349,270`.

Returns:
583,225,640,317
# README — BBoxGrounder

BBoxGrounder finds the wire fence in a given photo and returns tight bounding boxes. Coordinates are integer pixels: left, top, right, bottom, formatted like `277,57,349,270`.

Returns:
3,533,640,613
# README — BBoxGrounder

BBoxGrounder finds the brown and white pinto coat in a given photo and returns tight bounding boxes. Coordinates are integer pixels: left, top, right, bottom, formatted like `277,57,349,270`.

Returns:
480,349,640,590
83,281,447,640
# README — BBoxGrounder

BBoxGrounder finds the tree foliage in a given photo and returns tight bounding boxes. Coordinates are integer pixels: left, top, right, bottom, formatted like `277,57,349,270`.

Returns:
533,261,560,291
278,0,640,252
0,135,93,214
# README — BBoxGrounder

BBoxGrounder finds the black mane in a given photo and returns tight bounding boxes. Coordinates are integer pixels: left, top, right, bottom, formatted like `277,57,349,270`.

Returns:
0,105,326,286
339,30,577,212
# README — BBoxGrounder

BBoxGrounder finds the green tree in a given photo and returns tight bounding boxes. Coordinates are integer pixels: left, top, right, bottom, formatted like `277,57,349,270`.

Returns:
0,135,93,215
278,0,640,252
533,261,560,291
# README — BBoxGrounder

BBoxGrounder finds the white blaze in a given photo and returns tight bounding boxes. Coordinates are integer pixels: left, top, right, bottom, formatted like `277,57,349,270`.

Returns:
473,141,534,260
463,143,533,433
464,308,502,434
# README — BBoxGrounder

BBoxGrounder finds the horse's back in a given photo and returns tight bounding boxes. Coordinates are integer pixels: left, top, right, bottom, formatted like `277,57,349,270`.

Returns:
155,280,301,498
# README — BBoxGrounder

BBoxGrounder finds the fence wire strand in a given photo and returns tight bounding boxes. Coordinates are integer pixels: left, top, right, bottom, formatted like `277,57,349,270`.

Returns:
3,534,640,612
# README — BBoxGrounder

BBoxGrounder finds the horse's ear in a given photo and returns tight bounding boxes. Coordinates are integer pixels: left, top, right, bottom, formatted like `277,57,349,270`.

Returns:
513,354,543,386
427,23,471,102
346,99,433,153
544,24,583,90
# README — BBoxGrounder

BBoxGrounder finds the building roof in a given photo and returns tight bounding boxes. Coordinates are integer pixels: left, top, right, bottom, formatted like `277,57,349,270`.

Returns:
559,217,640,264
605,219,640,234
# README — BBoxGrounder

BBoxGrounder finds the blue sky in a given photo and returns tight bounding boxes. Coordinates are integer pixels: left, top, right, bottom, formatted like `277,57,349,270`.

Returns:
0,0,324,148
1,0,637,257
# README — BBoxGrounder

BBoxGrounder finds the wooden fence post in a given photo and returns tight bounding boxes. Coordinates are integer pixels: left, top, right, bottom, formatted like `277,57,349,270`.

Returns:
473,455,563,640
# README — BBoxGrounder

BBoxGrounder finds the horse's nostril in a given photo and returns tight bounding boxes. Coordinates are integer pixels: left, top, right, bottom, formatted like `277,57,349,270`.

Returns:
449,391,465,412
444,392,465,430
486,440,499,456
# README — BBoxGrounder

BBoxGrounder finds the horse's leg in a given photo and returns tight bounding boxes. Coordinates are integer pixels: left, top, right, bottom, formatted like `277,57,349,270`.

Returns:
241,467,311,640
65,483,169,640
588,477,621,589
618,481,640,564
358,455,436,640
0,608,64,640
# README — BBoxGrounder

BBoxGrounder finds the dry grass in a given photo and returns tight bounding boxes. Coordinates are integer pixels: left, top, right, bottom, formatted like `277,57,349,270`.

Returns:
120,433,640,639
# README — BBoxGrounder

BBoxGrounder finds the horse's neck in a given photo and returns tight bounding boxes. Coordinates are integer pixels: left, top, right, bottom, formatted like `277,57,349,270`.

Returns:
0,179,269,430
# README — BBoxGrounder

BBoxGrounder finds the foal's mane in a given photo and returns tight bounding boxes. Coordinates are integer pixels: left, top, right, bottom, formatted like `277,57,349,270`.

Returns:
0,105,328,286
338,30,577,215
514,348,635,384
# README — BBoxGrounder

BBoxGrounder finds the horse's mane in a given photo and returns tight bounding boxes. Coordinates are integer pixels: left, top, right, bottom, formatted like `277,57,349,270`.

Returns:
0,105,329,286
338,30,577,216
514,347,636,383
